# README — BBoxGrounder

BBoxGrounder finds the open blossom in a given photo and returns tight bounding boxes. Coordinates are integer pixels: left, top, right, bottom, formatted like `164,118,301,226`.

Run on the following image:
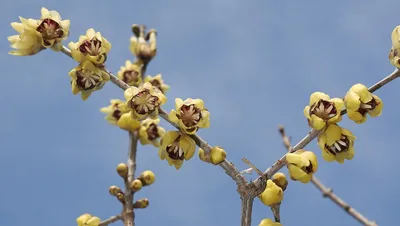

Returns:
130,24,157,63
138,118,165,147
318,124,356,163
68,28,111,65
304,92,344,130
76,214,100,226
259,219,282,226
144,74,170,93
69,60,110,101
158,131,196,169
8,7,70,55
344,83,383,124
286,150,318,183
169,98,210,135
117,60,142,87
258,179,283,206
124,82,167,120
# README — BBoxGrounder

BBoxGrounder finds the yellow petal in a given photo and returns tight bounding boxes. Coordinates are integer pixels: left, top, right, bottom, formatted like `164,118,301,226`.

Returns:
347,110,366,124
392,25,400,49
81,91,92,101
369,95,383,117
323,124,342,145
175,98,184,111
309,92,330,106
180,135,196,160
210,146,226,165
344,90,361,112
117,113,140,132
11,22,23,33
86,216,101,226
168,110,179,124
286,152,308,167
76,214,92,226
287,165,308,181
350,84,372,103
310,114,326,130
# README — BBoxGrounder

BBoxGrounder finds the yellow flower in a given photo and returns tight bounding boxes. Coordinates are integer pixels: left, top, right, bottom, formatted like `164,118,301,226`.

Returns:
389,47,400,68
344,83,383,124
391,25,400,49
144,74,170,93
68,28,111,65
210,146,226,165
258,180,283,206
76,213,100,226
117,113,141,132
286,150,318,183
69,60,110,101
318,124,356,163
158,131,196,170
304,92,344,130
169,98,210,134
100,99,131,125
138,118,166,147
272,172,288,191
124,82,167,120
117,60,142,87
130,24,157,63
8,7,70,55
259,218,282,226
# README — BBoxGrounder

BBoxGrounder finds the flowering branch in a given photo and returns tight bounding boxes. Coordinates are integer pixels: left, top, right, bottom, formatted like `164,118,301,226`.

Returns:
99,215,123,226
251,68,400,190
278,125,377,226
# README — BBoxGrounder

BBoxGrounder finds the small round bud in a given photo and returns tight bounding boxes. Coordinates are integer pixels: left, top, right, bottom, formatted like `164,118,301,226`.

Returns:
116,163,128,179
133,198,149,209
210,146,226,165
198,148,210,163
272,172,288,191
109,185,122,196
138,170,155,186
130,179,143,192
116,193,125,204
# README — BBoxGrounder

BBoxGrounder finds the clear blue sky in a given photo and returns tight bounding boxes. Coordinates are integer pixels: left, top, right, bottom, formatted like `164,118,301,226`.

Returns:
1,1,400,226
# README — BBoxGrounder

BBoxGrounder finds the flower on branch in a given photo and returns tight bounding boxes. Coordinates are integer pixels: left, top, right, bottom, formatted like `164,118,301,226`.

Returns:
318,124,356,163
68,28,111,65
144,74,170,93
76,213,100,226
69,60,110,100
124,82,167,120
138,118,165,147
258,179,283,206
158,131,196,169
259,218,282,226
389,25,400,67
303,92,344,130
8,7,70,55
130,24,157,64
117,113,141,132
344,83,383,124
198,146,226,165
117,60,143,87
169,98,210,135
100,99,131,125
286,150,318,183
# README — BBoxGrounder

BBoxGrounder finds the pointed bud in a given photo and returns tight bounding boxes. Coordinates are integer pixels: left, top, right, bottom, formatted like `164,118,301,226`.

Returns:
130,179,143,192
109,185,122,196
138,170,155,186
116,163,128,179
133,198,149,209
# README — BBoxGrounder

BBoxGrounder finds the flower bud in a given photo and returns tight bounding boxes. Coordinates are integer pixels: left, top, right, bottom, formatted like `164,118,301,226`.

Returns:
133,198,149,209
130,179,143,192
109,185,122,196
116,192,125,204
210,146,226,165
138,170,155,186
272,172,288,191
198,148,210,163
116,163,128,179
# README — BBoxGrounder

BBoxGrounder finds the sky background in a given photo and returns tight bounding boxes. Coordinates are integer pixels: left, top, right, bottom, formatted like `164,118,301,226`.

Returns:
1,1,400,226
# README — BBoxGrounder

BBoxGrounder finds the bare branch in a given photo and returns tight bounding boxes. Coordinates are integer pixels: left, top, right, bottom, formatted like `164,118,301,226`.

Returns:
278,126,378,226
99,215,123,226
252,68,400,189
241,196,254,226
242,158,263,176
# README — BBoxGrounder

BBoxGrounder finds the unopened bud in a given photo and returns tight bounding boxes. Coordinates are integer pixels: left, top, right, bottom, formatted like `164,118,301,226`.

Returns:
133,198,149,209
138,170,155,186
116,163,128,179
198,148,210,163
109,185,122,196
116,193,125,204
272,172,288,191
210,146,226,165
130,179,143,192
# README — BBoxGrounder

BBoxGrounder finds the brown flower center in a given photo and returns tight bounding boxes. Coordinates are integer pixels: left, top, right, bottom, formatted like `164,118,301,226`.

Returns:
112,109,123,120
324,135,350,155
150,79,162,92
146,123,159,140
301,160,314,174
357,98,378,116
177,104,201,128
166,138,184,160
138,43,152,62
76,70,101,90
310,100,337,120
130,90,159,115
36,18,64,41
79,37,102,56
123,70,140,85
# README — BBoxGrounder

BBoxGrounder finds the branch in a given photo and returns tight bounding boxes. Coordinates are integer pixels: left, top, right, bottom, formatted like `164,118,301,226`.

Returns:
278,126,377,226
241,196,254,226
252,68,400,189
99,215,123,226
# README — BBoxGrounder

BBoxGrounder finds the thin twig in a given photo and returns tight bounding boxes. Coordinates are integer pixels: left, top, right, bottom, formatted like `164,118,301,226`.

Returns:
99,215,123,226
278,126,377,226
252,68,400,190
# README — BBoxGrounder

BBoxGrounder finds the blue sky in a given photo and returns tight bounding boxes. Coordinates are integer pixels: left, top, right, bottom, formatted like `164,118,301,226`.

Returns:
1,1,400,226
